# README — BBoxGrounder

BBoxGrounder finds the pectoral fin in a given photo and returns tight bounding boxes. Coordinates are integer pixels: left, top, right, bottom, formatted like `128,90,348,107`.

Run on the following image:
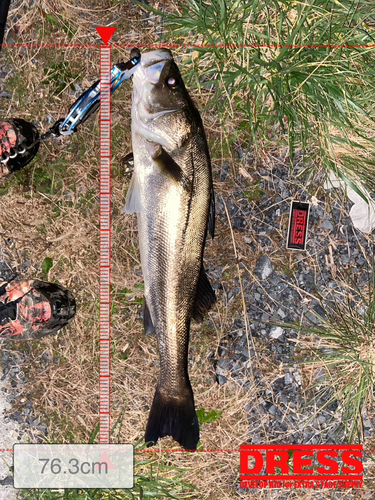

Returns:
192,266,216,321
152,146,192,192
122,172,141,214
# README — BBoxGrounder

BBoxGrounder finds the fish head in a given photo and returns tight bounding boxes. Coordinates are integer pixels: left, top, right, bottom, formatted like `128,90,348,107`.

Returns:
132,49,200,151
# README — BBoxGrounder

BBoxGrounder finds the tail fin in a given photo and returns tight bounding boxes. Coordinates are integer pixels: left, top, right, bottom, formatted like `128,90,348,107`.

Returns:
145,385,199,450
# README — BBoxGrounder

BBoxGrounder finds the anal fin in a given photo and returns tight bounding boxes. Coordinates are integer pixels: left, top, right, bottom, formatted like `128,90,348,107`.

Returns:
208,185,215,239
192,266,216,321
143,297,156,335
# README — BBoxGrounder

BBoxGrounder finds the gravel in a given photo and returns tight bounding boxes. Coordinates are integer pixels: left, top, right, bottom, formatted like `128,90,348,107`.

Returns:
0,337,51,495
0,344,49,437
210,151,374,453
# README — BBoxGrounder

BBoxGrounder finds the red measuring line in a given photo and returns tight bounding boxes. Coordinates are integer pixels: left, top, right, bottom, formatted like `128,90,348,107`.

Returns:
2,43,375,49
99,44,111,444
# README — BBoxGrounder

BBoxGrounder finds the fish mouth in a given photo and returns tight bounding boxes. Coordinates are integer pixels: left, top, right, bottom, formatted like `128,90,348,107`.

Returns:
140,49,173,69
132,49,180,148
133,49,173,89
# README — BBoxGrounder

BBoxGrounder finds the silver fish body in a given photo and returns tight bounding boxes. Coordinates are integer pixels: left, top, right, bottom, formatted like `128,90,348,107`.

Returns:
125,49,215,450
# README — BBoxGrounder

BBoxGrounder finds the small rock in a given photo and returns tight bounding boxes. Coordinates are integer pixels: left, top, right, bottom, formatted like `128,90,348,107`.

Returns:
220,161,230,181
270,326,284,339
363,418,372,428
217,358,232,371
279,394,288,405
341,254,350,264
11,411,22,423
312,302,325,319
254,256,274,280
320,218,334,231
235,348,251,360
356,256,367,266
305,311,322,325
284,373,293,385
269,275,281,286
277,308,286,319
217,374,228,385
218,346,227,357
0,475,13,486
269,405,277,416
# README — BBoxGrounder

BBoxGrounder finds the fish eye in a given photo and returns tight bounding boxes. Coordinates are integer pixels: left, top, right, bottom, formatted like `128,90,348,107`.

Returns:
166,76,179,88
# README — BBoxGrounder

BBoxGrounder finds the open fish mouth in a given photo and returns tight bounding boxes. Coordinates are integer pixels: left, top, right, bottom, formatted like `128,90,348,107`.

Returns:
133,49,173,89
138,48,173,68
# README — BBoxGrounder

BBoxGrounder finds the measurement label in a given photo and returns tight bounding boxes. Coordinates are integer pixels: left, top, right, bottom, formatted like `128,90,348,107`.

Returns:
14,444,133,488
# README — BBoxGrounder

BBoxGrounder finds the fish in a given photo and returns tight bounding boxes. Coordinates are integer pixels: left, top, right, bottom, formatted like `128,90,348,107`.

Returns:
123,48,216,450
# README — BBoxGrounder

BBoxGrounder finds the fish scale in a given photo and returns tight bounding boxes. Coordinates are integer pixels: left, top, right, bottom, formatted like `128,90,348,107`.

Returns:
124,49,216,449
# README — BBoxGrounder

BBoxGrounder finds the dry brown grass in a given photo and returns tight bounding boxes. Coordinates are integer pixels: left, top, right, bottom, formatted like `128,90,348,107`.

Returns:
1,2,374,499
0,0,108,443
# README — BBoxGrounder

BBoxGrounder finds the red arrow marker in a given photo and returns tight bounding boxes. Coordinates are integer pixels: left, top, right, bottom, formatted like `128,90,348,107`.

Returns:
94,451,117,470
95,26,117,45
